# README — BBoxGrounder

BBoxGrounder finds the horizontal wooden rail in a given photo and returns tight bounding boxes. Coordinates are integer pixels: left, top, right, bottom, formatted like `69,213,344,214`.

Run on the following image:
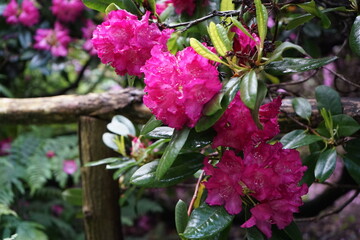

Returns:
0,89,359,131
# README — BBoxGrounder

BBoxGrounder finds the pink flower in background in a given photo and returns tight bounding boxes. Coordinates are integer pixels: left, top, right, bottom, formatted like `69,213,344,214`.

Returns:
3,0,39,27
204,142,307,238
34,22,71,57
51,0,84,23
63,160,78,175
81,19,97,55
46,151,56,158
51,204,64,216
172,0,208,16
232,26,259,65
92,10,173,77
156,0,172,15
322,61,336,87
0,138,12,156
142,45,221,129
212,95,281,151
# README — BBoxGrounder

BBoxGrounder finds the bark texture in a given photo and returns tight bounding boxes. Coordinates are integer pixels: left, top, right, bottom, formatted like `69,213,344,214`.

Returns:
79,116,123,240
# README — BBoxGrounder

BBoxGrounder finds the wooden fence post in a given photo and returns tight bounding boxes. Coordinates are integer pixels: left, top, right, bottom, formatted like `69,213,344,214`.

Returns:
79,116,123,240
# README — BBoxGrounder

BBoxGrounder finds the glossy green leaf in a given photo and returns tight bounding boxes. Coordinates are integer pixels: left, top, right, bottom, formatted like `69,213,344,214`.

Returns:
196,77,241,132
62,188,82,206
314,148,337,182
190,38,226,64
105,2,120,14
84,157,120,167
292,97,312,120
332,114,360,137
300,153,318,187
254,0,268,48
131,153,203,187
350,15,360,56
298,0,331,28
182,202,234,239
106,159,136,170
231,18,255,41
265,56,338,75
147,0,156,14
140,115,162,136
184,128,216,149
155,128,190,179
267,42,306,63
107,115,136,136
83,0,140,15
175,200,189,234
280,130,323,149
315,85,342,115
246,227,265,240
286,14,314,30
250,80,268,129
102,132,118,150
146,126,174,139
344,139,360,184
282,221,303,240
240,70,258,110
220,0,235,11
208,22,229,56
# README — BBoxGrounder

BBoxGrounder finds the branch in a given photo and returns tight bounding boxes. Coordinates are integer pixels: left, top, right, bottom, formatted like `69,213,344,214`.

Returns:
267,70,318,87
323,66,360,89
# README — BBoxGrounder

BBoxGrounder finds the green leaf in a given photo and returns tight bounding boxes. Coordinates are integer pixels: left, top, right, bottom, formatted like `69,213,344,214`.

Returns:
298,0,331,28
208,22,231,56
300,153,318,186
131,153,203,187
145,126,174,139
102,132,118,150
0,84,13,98
105,2,120,14
231,18,255,41
62,188,83,206
155,128,190,179
350,15,360,56
280,130,323,149
107,115,136,136
147,0,156,14
250,80,268,129
315,85,342,115
344,139,360,184
184,128,216,149
292,97,312,120
140,115,162,136
106,159,136,170
196,77,241,132
220,0,235,11
0,203,18,217
240,70,258,110
182,202,234,239
175,200,189,234
265,56,337,75
286,14,314,30
246,227,265,240
254,0,268,49
266,42,306,63
83,0,140,15
282,221,303,240
314,148,337,182
190,38,226,64
332,114,360,137
84,157,120,167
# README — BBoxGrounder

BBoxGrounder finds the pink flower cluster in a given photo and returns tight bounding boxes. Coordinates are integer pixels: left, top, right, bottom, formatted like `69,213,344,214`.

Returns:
82,19,97,55
204,143,307,238
232,26,259,66
213,94,281,151
34,22,71,57
92,10,173,77
51,0,84,23
142,45,221,129
3,0,39,27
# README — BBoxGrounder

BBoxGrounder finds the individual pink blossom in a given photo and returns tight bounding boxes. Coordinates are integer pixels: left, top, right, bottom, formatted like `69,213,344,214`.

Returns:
51,0,84,23
172,0,208,16
34,22,71,57
141,45,221,129
51,204,64,216
212,95,282,151
92,10,173,77
204,142,308,238
3,0,39,27
232,26,259,65
46,151,56,158
130,137,146,160
0,138,12,156
63,160,78,175
81,19,97,55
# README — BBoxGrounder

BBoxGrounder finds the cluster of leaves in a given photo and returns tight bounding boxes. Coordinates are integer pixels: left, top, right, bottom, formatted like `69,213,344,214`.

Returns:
83,0,360,239
0,129,83,240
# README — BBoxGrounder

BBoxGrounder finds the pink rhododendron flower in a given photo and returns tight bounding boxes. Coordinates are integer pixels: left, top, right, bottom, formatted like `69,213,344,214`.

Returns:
46,151,56,158
0,138,12,156
156,0,172,15
3,0,39,27
51,204,64,216
34,22,71,57
92,10,173,77
51,0,84,23
212,95,281,151
141,45,221,129
172,0,208,16
232,26,259,65
63,159,78,175
204,142,308,238
81,19,97,55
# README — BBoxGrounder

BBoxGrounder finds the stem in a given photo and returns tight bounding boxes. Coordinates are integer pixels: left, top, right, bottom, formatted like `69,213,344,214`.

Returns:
187,171,205,216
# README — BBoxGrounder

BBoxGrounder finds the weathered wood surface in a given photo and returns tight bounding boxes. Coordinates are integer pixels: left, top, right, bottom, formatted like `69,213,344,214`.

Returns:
0,89,359,131
79,116,123,240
